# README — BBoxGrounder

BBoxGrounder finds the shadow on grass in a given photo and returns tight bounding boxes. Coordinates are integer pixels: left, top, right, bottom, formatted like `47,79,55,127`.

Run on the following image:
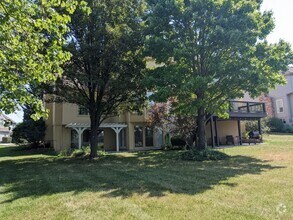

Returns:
0,145,55,158
0,147,284,203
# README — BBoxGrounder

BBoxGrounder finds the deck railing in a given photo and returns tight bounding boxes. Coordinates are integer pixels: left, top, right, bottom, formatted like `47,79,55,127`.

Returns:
229,101,266,114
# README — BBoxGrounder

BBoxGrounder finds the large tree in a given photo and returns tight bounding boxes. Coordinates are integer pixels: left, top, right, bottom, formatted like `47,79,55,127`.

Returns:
0,0,79,119
53,0,147,158
145,0,292,150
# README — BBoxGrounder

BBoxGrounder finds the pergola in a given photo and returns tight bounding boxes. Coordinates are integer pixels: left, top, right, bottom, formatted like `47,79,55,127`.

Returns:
66,122,127,151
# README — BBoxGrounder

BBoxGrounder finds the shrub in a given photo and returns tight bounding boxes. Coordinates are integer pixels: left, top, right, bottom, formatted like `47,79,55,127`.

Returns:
171,136,186,147
70,146,107,158
268,117,284,132
181,149,229,161
12,119,46,146
71,149,85,157
283,124,293,133
245,117,270,134
164,133,172,148
2,136,12,143
163,136,186,150
57,148,73,157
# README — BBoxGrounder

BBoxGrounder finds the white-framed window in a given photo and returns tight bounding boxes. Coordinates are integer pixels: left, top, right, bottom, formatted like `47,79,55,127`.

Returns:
276,99,284,114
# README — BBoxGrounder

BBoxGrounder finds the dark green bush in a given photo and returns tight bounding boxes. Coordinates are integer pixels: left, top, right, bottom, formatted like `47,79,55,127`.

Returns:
2,136,12,143
164,133,172,148
12,119,46,146
283,124,293,133
171,136,186,147
268,117,284,132
68,146,107,158
181,149,229,161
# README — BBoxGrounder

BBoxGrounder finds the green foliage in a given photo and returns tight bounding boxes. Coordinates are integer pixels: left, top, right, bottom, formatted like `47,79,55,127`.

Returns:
57,148,73,157
71,148,85,157
251,117,293,133
58,146,107,158
70,146,107,158
181,149,229,161
2,136,12,143
245,117,271,134
12,119,46,146
51,0,147,157
268,117,285,132
0,0,81,118
164,137,186,150
282,124,293,133
171,136,186,147
164,133,172,148
145,0,293,149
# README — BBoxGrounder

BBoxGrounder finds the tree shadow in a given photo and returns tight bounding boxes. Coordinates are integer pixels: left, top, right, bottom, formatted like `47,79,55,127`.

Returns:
0,149,284,203
0,145,55,158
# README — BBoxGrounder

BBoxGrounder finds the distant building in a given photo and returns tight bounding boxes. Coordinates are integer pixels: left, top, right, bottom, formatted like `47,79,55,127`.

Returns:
268,67,293,125
0,114,16,142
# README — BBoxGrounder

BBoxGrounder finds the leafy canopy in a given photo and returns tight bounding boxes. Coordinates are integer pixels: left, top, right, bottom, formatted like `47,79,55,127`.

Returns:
145,0,292,117
51,0,147,157
0,0,81,119
53,0,147,122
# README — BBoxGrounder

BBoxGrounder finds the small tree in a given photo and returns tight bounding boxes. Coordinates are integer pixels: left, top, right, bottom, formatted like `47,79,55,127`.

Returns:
145,0,292,150
12,119,46,146
52,0,147,158
147,102,196,147
12,106,46,146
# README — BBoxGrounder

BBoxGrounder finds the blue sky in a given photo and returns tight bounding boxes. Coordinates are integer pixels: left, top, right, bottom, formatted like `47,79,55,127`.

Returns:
7,0,293,123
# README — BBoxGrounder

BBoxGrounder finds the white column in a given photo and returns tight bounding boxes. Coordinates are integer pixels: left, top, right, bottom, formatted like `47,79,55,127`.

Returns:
73,127,87,149
112,127,123,152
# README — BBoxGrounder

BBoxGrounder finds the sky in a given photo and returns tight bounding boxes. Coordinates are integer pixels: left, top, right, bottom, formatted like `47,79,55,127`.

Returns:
261,0,293,47
6,0,293,123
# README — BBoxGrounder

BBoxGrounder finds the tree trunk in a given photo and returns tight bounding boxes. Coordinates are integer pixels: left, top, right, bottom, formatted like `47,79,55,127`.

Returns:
196,106,207,151
89,113,99,158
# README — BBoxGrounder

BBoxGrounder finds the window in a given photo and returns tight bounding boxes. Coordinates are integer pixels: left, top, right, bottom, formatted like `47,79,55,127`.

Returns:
78,106,89,115
276,99,284,113
134,126,143,147
145,126,154,147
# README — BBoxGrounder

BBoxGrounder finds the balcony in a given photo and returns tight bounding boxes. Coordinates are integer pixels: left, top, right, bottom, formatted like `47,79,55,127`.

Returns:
228,101,267,119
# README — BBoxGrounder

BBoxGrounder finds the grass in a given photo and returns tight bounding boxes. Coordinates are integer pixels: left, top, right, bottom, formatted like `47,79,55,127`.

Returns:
0,134,292,220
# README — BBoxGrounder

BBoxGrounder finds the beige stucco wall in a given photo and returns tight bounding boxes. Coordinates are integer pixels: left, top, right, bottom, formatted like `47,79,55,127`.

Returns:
62,103,90,125
103,128,116,151
45,102,148,151
217,120,239,144
61,103,147,125
206,120,239,145
47,99,243,150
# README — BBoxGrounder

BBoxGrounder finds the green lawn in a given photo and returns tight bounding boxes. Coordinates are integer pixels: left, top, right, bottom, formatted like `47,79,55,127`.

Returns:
0,134,292,220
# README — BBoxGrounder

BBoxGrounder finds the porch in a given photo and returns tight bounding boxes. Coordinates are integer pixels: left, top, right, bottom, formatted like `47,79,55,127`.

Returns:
66,122,127,151
66,123,164,152
208,101,266,147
